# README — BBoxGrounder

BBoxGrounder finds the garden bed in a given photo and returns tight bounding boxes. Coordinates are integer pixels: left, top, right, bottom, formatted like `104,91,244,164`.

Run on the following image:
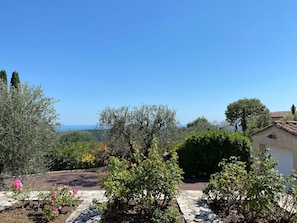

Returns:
100,199,185,223
0,200,78,223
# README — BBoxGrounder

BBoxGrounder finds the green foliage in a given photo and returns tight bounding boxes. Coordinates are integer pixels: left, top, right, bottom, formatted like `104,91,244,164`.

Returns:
281,105,297,121
5,180,80,221
46,141,98,170
57,130,98,143
203,149,297,222
187,116,216,130
88,141,112,166
225,98,271,135
177,129,252,177
98,104,179,158
98,137,183,222
0,70,7,86
10,71,20,90
42,184,80,221
0,81,60,177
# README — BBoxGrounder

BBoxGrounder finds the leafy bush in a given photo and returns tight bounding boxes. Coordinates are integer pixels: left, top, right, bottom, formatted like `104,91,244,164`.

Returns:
46,141,98,171
177,129,252,177
203,149,297,222
97,137,184,222
88,141,112,166
41,184,80,221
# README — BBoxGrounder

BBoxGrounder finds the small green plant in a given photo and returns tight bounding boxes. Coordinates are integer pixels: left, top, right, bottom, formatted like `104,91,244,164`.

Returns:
98,137,184,222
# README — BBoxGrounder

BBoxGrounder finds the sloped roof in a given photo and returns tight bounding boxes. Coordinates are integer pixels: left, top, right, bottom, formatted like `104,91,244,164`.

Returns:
270,111,291,118
274,121,297,137
251,121,297,137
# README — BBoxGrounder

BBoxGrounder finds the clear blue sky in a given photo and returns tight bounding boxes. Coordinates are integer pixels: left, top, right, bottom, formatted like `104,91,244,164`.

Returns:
1,1,296,126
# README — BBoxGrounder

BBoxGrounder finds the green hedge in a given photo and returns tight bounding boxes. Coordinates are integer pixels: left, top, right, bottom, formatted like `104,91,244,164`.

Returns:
177,130,252,178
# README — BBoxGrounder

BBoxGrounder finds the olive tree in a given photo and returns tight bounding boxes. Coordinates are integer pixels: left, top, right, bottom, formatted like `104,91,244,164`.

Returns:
187,116,216,131
225,98,271,135
0,81,60,177
98,104,179,157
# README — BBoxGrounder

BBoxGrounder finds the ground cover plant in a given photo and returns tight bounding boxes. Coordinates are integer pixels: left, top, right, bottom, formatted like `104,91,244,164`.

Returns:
203,149,297,223
96,137,184,223
1,179,80,223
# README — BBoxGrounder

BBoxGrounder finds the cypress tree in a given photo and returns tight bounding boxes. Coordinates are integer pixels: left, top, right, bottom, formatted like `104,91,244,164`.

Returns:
291,104,296,115
10,71,20,90
0,70,8,95
0,70,7,85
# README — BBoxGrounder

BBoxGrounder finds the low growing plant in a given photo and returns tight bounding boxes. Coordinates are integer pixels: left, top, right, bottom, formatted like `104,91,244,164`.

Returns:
5,179,37,205
5,180,80,221
41,184,80,221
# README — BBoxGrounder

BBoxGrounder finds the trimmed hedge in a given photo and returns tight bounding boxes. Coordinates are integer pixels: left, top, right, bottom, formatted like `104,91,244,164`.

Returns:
177,129,252,178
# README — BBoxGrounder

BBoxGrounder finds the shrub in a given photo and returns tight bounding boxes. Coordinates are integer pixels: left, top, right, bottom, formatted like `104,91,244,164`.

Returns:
46,141,98,171
88,141,112,166
97,137,184,222
177,129,252,177
203,149,297,222
42,184,80,221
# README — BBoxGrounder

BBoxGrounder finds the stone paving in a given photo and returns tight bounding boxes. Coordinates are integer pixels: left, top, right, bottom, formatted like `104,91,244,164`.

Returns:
0,190,221,223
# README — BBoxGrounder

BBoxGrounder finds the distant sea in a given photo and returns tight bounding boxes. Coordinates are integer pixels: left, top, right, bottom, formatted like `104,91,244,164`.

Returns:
57,125,97,132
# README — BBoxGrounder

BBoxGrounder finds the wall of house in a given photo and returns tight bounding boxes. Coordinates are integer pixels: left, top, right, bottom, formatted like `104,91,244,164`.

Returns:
251,126,297,175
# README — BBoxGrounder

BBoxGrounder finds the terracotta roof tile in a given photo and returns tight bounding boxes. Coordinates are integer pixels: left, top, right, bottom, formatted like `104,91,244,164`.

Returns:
270,111,291,118
274,121,297,137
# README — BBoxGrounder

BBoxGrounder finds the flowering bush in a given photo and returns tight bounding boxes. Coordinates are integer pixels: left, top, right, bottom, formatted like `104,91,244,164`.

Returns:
81,152,96,168
12,179,23,192
6,180,80,221
6,179,34,203
42,184,80,221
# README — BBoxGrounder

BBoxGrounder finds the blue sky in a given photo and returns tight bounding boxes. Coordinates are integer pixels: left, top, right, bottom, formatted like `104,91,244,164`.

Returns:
1,1,296,126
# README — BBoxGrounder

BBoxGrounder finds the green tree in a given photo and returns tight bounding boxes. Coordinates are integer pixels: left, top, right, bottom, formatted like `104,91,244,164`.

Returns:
187,116,216,130
98,105,179,158
225,98,271,135
10,71,20,90
0,81,60,177
281,104,297,121
57,130,98,143
291,104,296,115
0,70,7,86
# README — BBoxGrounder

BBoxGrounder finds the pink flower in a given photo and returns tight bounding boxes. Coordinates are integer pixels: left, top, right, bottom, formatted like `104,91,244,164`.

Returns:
73,189,78,194
51,193,57,199
12,179,23,189
69,191,73,195
58,205,62,210
52,208,58,214
77,196,81,200
49,201,54,206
